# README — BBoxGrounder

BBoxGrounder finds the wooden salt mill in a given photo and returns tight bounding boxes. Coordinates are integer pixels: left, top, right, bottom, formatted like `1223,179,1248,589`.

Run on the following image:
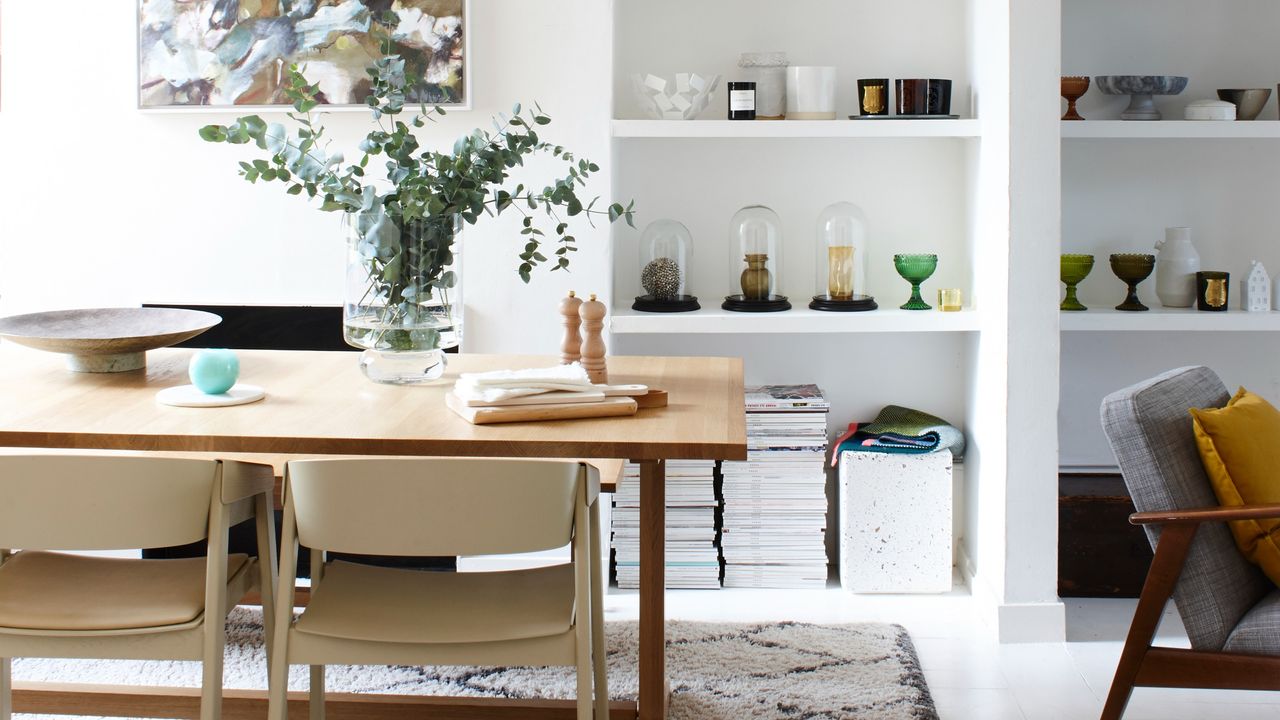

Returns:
579,293,608,384
560,291,583,365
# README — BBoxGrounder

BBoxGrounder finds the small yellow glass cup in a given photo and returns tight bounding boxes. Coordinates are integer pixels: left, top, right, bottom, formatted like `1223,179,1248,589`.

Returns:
937,288,963,312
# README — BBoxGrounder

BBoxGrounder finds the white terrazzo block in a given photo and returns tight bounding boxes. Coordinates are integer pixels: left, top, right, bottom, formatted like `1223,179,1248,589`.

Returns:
839,451,953,593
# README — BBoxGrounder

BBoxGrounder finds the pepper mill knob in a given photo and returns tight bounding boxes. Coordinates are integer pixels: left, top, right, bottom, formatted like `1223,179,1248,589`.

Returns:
579,293,608,384
560,291,583,365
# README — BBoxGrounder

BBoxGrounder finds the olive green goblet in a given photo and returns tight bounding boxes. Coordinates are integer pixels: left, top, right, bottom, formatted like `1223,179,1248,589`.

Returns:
1109,253,1156,311
1060,254,1094,311
894,253,938,310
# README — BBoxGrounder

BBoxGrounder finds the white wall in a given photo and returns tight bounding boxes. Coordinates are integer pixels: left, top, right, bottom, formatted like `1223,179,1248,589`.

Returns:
613,0,974,122
1060,0,1280,468
0,0,613,356
1064,0,1280,123
999,0,1063,641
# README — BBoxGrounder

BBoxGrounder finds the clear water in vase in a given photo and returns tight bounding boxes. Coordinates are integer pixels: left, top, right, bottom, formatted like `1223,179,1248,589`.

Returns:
343,212,463,384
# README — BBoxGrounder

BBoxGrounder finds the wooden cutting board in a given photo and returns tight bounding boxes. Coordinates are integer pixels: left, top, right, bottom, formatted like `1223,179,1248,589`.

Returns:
457,389,607,407
446,392,639,425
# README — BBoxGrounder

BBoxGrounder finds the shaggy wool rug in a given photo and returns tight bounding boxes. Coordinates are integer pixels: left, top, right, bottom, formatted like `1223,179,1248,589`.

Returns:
12,607,938,720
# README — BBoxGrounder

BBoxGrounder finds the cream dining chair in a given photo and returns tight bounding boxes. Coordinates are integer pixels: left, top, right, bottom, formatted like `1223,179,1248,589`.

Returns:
0,455,277,720
270,457,608,720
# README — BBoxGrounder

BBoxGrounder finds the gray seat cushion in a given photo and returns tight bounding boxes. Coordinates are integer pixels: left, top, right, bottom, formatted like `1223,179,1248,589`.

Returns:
1225,588,1280,655
1101,366,1273,651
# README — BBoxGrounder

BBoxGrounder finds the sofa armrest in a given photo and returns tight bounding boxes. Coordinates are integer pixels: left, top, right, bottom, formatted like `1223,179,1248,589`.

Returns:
1131,503,1280,526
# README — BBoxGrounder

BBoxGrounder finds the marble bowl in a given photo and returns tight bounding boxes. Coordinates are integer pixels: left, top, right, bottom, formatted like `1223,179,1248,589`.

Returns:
1217,88,1272,121
631,73,721,120
0,307,221,372
1095,76,1188,120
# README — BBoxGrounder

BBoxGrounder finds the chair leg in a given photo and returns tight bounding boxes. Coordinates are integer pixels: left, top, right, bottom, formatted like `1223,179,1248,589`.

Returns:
576,650,592,720
200,616,227,720
0,657,12,720
310,664,326,720
1101,523,1198,720
267,643,289,720
256,493,279,664
590,499,609,719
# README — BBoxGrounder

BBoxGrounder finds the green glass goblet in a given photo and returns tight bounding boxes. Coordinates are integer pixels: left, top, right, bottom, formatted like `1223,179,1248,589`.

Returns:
1060,254,1094,311
1109,253,1156,312
894,253,938,310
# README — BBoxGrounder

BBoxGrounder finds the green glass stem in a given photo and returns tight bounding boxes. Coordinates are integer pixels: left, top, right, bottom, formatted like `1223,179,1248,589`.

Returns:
1116,283,1149,312
901,283,931,311
1061,283,1087,311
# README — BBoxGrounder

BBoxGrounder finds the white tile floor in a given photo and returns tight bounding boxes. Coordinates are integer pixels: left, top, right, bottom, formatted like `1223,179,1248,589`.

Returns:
605,582,1280,720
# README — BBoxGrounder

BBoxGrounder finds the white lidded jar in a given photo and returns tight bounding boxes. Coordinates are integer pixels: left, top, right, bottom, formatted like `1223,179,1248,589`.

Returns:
739,52,788,120
1154,226,1200,308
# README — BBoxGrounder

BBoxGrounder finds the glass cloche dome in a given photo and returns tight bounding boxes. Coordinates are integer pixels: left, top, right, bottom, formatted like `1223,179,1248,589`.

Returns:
723,205,790,312
632,219,700,312
810,201,877,311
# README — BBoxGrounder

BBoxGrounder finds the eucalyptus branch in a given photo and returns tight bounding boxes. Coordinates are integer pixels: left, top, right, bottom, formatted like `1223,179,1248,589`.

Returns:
199,55,634,283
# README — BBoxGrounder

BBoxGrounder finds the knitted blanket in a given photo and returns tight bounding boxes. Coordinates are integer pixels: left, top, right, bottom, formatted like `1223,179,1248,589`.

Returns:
832,405,965,464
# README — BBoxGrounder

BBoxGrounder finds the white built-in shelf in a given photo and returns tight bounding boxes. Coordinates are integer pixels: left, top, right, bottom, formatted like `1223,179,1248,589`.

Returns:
1060,307,1280,331
1062,120,1280,139
611,306,981,334
612,119,982,139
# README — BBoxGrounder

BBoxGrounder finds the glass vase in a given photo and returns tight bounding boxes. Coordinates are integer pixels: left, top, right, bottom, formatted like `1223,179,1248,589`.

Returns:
343,212,463,384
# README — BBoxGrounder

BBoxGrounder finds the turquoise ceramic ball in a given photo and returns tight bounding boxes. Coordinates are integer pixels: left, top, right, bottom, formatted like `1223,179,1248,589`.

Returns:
189,349,239,395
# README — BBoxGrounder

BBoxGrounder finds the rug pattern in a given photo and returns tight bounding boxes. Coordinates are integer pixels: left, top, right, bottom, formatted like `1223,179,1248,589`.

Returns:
13,607,938,720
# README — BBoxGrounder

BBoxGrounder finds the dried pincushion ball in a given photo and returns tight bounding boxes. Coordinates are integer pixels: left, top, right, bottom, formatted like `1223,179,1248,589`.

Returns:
641,257,683,300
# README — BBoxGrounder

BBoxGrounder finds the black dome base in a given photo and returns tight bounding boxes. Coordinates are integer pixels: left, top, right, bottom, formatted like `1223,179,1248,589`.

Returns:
632,295,701,313
722,295,792,313
809,294,878,312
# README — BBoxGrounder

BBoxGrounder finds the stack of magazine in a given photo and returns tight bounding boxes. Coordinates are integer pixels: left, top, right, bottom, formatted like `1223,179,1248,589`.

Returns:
721,384,830,588
612,460,721,589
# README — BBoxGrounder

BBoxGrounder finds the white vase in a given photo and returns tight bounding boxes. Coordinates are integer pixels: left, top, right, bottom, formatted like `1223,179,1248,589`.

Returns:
1154,227,1200,308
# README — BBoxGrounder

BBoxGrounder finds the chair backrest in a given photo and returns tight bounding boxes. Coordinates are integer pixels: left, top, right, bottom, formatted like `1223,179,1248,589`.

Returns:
284,458,583,557
0,455,218,551
1101,366,1272,651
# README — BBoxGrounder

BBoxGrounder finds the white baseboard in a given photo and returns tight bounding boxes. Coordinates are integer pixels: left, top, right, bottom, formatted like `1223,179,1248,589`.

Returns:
957,542,1067,643
997,601,1067,643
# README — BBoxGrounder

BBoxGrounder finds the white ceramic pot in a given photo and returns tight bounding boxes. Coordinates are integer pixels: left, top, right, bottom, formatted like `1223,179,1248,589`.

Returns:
786,66,836,120
1154,227,1200,307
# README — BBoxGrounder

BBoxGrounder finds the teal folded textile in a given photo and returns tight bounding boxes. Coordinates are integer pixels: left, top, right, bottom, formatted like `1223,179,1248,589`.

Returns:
833,405,965,463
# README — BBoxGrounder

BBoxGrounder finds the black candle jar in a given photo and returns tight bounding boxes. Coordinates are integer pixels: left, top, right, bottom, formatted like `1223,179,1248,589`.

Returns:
857,79,889,116
1196,271,1230,312
728,81,757,120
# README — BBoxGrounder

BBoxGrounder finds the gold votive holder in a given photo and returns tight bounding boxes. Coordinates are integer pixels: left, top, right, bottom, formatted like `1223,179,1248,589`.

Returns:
937,288,963,312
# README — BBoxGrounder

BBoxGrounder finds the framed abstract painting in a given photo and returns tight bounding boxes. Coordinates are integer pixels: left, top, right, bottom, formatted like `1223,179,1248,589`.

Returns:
137,0,469,111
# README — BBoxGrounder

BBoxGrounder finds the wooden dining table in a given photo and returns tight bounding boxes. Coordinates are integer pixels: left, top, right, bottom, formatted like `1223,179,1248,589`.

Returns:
0,344,746,720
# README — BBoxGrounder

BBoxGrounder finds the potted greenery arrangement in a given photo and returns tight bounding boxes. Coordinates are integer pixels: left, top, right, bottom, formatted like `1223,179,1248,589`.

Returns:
199,36,634,384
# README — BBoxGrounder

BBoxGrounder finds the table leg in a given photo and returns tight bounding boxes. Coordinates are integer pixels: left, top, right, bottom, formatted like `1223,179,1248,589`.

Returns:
637,459,667,720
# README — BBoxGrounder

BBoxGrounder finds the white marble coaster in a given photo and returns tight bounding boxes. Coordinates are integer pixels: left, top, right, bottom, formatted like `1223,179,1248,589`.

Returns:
157,384,266,408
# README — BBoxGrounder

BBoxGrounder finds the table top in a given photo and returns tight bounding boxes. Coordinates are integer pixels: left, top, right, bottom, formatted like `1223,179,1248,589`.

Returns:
0,346,747,461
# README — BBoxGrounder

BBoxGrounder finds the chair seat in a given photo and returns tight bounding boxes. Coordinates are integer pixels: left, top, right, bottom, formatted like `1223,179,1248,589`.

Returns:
295,560,576,645
0,550,249,632
1224,588,1280,655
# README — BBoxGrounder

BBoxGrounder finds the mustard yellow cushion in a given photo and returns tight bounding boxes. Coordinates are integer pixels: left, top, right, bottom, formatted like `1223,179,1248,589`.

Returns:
1190,387,1280,586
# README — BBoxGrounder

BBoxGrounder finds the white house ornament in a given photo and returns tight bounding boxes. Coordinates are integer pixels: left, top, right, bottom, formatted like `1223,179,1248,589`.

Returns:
1243,260,1271,313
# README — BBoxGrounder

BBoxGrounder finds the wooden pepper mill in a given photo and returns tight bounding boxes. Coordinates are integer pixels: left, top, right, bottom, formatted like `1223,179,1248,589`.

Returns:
560,291,583,365
579,293,608,384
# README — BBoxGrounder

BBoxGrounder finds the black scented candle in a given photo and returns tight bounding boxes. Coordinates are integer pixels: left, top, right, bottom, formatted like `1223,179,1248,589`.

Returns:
728,81,757,120
1196,271,1230,311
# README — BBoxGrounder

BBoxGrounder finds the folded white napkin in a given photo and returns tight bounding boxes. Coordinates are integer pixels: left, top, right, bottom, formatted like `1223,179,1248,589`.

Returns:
457,363,591,388
453,364,592,403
